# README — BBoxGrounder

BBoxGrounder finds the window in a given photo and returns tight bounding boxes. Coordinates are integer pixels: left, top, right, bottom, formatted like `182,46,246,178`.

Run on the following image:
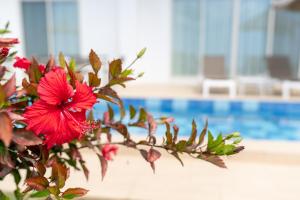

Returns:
238,0,270,75
22,0,79,58
273,9,300,78
171,0,233,77
204,0,233,75
172,0,201,76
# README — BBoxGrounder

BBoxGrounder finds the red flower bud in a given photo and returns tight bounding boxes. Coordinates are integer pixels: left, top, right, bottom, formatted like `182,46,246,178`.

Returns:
13,57,31,70
0,47,9,57
101,144,118,161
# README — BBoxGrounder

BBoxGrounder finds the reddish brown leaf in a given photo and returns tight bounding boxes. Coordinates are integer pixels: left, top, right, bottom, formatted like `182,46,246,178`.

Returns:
45,56,55,72
0,112,12,146
147,114,157,136
198,119,208,145
0,151,14,168
3,73,16,98
110,122,129,139
80,162,89,181
160,117,174,123
97,154,108,181
201,154,227,168
150,162,155,173
89,49,101,74
172,125,179,143
34,162,46,176
139,149,148,162
0,85,5,106
88,72,101,87
25,176,49,190
62,188,89,198
7,111,25,121
51,160,69,188
96,93,118,105
171,151,184,167
147,148,161,163
0,165,11,178
0,66,6,79
187,120,197,145
28,57,42,83
22,78,38,96
12,130,42,146
109,59,122,78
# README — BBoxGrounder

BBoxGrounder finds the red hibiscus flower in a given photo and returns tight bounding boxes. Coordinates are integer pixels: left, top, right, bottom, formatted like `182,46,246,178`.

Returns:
101,144,118,161
23,67,97,148
13,57,31,70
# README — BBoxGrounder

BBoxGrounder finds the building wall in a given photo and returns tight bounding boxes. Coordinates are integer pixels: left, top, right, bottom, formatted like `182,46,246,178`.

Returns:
1,0,300,85
0,0,172,84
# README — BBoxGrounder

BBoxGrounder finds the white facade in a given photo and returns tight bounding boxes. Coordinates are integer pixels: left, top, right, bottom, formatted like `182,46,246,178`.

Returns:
1,0,300,85
0,0,172,84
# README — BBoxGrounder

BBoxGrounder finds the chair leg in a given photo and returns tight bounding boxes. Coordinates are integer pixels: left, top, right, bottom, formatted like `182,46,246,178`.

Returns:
203,81,210,98
282,82,290,99
229,83,237,98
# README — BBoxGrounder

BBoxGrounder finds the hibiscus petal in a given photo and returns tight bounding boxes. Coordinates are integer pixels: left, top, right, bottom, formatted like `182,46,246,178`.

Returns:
68,81,97,112
23,100,87,148
38,67,73,105
23,100,61,135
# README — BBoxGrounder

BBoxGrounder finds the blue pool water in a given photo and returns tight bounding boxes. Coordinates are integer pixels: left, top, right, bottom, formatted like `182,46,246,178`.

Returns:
93,98,300,141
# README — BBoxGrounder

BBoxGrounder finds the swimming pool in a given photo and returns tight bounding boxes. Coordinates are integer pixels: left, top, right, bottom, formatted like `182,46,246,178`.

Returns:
94,98,300,141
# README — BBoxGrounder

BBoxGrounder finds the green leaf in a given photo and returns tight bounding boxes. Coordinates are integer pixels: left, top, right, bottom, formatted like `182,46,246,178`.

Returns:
59,52,66,68
14,188,22,200
207,131,214,150
5,22,9,30
137,47,147,58
0,191,10,200
233,137,243,144
89,49,101,74
121,69,133,77
137,72,144,78
12,169,21,185
30,189,50,198
138,108,147,122
129,105,136,119
176,140,187,152
69,58,76,71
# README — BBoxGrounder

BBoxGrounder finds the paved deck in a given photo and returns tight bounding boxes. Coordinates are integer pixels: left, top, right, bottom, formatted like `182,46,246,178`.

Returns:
1,140,300,200
116,83,300,101
2,84,300,199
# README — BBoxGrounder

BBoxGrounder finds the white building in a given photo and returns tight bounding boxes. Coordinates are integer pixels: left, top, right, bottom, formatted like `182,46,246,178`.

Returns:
1,0,300,85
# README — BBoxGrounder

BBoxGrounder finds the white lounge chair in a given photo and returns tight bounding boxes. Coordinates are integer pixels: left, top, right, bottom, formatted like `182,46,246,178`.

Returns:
202,56,236,98
266,56,300,99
